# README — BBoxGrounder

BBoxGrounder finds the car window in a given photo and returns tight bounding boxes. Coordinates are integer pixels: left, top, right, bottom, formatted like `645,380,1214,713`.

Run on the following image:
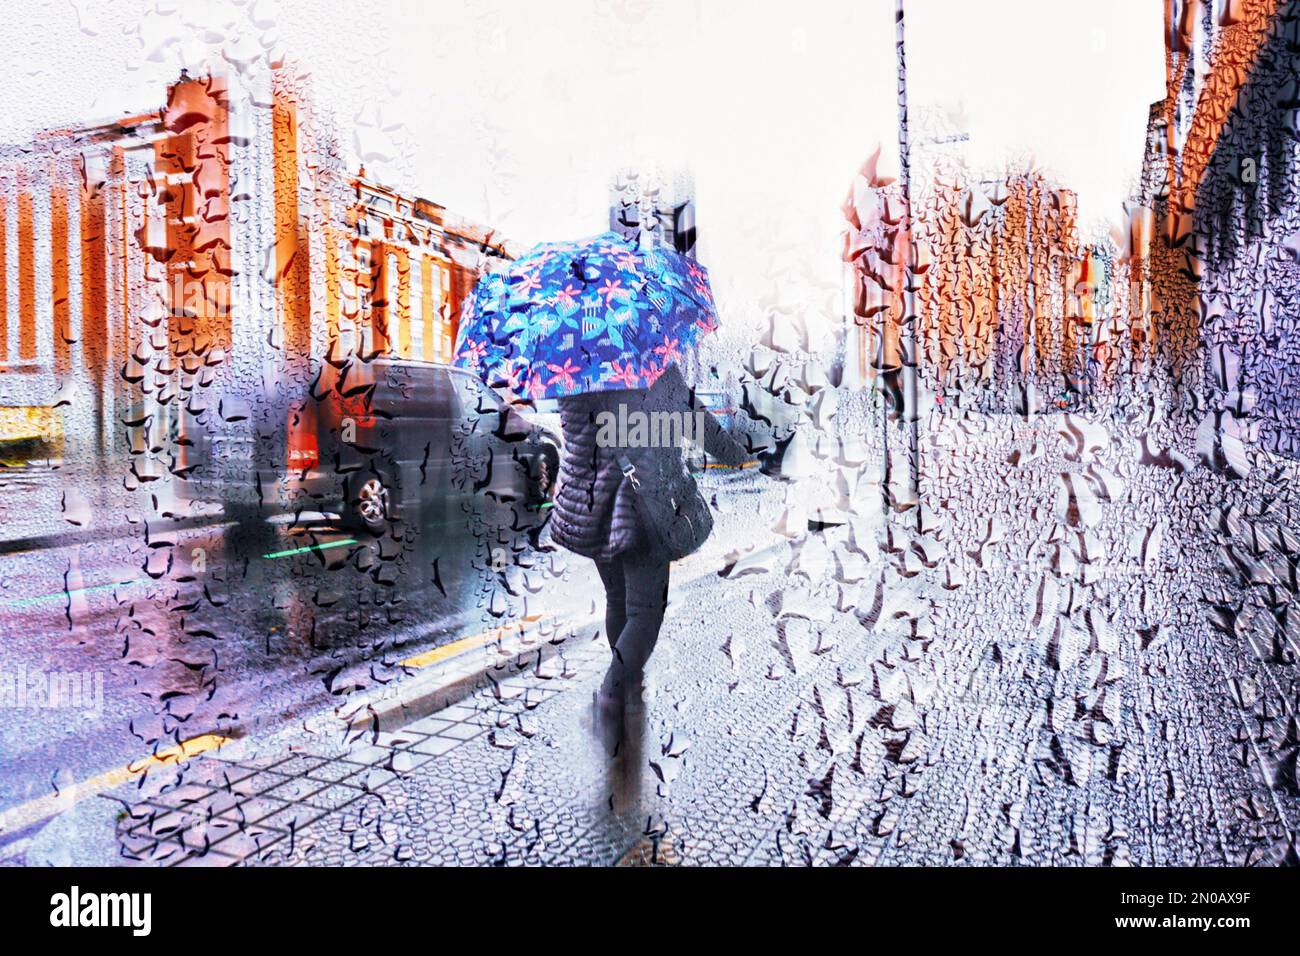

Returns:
424,367,458,421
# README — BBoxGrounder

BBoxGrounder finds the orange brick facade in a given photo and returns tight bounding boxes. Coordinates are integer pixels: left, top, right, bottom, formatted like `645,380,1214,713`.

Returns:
0,68,513,459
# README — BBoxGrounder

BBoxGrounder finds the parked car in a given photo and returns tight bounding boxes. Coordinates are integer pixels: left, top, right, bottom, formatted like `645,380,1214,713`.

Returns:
180,357,560,536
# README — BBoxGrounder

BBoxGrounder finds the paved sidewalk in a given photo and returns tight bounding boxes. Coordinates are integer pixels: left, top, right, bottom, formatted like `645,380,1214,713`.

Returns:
19,405,1297,867
100,510,936,867
7,464,805,865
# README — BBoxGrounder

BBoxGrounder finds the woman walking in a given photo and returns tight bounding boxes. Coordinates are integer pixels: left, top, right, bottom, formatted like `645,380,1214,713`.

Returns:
451,231,749,749
550,364,745,748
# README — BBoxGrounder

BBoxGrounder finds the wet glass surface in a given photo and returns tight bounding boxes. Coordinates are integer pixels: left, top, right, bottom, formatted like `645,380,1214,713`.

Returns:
0,0,1298,868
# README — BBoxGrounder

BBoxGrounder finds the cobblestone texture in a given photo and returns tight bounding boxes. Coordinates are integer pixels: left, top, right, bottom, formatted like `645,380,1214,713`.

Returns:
105,405,1300,865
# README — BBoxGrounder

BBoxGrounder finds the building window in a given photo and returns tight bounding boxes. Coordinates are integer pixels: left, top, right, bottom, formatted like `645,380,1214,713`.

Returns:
387,251,400,357
409,254,424,359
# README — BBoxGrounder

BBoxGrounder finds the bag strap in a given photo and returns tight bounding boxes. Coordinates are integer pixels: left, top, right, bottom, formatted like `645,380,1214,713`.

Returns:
616,453,640,490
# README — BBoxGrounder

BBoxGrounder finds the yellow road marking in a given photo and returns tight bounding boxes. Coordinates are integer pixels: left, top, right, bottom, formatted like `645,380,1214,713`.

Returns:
0,733,231,838
125,733,231,773
398,613,548,669
396,538,754,671
3,539,763,839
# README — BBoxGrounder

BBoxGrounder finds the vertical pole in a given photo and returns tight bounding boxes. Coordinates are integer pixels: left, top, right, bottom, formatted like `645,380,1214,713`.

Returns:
894,0,921,526
1025,177,1035,416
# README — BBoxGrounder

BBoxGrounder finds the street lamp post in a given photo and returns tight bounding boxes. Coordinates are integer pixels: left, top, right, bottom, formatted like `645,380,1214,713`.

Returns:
894,0,921,528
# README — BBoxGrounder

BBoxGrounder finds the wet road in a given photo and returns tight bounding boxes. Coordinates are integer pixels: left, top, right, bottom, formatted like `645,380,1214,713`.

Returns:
0,482,567,817
99,407,1300,865
5,405,1300,867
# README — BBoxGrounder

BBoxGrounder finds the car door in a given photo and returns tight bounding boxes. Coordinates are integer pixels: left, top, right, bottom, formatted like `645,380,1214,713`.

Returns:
447,371,500,504
412,364,459,525
374,360,459,522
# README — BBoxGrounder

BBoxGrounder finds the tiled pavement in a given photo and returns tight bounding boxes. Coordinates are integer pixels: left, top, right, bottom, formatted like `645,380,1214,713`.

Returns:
110,467,817,866
111,520,947,867
105,409,1300,866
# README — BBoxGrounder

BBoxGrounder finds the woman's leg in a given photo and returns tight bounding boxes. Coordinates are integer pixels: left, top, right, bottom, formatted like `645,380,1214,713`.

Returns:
601,556,671,697
594,558,627,651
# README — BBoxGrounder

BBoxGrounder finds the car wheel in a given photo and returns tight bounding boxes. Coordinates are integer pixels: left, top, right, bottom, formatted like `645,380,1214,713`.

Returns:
346,471,392,535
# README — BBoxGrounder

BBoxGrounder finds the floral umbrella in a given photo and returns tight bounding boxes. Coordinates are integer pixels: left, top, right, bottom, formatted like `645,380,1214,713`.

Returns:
452,231,719,400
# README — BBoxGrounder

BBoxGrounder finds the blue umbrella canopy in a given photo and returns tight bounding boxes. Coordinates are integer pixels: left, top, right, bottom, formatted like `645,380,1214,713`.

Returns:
453,232,719,400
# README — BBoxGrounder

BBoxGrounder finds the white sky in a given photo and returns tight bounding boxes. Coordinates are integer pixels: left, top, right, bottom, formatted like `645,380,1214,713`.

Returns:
1,0,1166,337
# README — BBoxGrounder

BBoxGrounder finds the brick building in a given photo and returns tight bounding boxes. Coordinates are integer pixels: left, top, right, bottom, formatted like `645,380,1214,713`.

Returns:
0,68,513,473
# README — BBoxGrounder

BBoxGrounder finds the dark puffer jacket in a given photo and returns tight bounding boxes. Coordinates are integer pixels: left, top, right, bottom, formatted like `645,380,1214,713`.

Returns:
551,388,646,563
549,365,747,564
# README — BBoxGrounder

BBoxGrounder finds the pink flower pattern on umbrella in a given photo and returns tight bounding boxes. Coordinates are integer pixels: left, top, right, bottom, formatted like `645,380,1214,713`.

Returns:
514,271,543,296
640,358,666,387
546,357,581,391
654,335,682,365
597,278,625,304
553,283,582,308
461,338,487,369
695,313,719,334
609,360,641,388
453,231,720,400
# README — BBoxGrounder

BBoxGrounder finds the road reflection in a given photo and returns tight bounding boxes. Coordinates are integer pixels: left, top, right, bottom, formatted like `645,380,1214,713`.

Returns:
0,484,549,816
